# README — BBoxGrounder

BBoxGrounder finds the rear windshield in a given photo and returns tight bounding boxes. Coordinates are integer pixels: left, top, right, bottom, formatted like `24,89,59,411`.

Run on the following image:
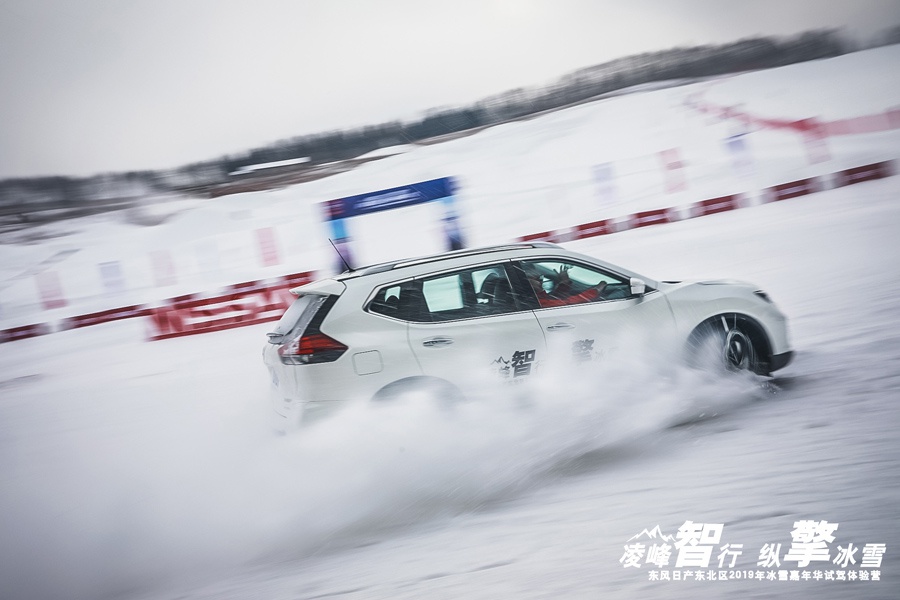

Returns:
267,294,329,342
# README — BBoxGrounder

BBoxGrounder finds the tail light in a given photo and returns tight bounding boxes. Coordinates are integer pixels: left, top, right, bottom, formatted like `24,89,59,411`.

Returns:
278,332,348,365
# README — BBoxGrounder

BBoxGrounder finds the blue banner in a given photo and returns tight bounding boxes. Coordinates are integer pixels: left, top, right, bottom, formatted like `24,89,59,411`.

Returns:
323,177,456,220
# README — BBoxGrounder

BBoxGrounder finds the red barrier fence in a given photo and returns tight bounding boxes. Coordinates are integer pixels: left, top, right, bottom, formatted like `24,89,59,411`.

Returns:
833,161,894,187
148,272,314,340
0,323,51,344
520,230,559,243
516,160,896,245
687,91,900,139
694,195,739,217
1,271,315,344
148,283,300,341
826,110,900,136
766,177,820,202
61,305,150,331
573,219,614,240
630,208,674,229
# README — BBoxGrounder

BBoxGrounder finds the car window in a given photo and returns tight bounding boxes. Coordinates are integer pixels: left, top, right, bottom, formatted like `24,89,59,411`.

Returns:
368,284,406,318
423,275,465,312
368,264,520,322
517,260,630,308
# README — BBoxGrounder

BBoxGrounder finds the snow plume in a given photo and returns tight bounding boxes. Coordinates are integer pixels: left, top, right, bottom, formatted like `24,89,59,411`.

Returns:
262,331,765,550
0,325,764,600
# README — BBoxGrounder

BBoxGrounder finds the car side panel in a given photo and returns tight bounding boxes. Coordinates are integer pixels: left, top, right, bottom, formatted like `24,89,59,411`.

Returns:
407,311,547,397
530,291,677,366
315,307,423,401
264,294,422,425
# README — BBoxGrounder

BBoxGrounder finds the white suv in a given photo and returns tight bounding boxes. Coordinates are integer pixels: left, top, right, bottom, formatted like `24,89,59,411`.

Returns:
263,243,792,427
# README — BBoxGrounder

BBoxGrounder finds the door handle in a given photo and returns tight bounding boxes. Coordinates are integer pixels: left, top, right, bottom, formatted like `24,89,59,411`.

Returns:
546,322,575,331
422,337,454,348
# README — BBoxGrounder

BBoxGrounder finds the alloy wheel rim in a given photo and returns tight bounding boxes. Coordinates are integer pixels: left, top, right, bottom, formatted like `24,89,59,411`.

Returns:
723,329,752,370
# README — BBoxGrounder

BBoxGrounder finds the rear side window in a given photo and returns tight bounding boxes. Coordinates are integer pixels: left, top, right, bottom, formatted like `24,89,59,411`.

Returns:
368,285,405,318
368,264,521,323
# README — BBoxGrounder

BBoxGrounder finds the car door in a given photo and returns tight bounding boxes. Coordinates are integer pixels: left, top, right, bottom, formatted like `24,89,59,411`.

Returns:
514,259,675,367
404,262,548,397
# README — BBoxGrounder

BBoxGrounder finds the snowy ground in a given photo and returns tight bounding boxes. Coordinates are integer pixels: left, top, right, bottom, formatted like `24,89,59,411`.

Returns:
1,47,899,599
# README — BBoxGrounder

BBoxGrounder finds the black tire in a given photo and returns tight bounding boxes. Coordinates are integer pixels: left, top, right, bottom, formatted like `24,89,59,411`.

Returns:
688,314,761,374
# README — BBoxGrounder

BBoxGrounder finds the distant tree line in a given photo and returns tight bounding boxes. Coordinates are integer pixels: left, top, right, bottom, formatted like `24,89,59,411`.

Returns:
0,27,892,221
218,29,855,169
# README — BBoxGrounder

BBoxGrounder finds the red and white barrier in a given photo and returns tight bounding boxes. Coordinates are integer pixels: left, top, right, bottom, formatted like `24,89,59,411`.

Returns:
1,271,314,344
0,323,51,344
833,161,894,187
826,109,900,136
694,194,740,217
520,230,560,243
629,208,675,229
765,177,820,203
61,305,149,331
573,219,614,240
517,160,896,244
148,272,312,340
688,93,900,140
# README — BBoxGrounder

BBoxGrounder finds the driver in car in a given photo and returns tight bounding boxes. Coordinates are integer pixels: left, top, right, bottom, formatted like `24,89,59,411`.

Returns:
525,264,607,308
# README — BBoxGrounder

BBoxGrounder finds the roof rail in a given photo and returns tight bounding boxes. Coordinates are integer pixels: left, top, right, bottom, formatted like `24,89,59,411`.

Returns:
342,242,562,278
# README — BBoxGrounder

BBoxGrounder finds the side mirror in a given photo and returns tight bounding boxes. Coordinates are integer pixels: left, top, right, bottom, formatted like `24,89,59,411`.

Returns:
630,277,646,297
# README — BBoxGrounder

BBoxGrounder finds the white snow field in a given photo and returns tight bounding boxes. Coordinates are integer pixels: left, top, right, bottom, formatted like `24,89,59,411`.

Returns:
1,46,899,599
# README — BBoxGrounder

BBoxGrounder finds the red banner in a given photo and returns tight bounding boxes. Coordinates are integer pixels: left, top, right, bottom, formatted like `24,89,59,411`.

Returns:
148,273,312,340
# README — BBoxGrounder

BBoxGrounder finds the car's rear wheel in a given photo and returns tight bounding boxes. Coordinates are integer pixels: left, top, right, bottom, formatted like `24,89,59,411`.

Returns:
688,314,762,374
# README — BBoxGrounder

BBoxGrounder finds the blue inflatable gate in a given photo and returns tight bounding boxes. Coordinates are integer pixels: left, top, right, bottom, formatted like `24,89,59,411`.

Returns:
321,177,464,272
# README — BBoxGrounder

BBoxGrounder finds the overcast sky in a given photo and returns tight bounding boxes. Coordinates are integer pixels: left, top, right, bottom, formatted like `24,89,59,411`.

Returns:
1,0,898,179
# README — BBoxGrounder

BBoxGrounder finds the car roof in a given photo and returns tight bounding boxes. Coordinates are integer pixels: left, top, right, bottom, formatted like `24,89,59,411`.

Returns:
336,242,563,279
291,241,657,295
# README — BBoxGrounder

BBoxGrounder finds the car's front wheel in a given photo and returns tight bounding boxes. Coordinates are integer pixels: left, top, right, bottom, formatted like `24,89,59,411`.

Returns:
688,314,763,374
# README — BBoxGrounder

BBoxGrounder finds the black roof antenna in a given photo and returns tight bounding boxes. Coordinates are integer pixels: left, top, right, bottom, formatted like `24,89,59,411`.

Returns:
329,239,354,272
